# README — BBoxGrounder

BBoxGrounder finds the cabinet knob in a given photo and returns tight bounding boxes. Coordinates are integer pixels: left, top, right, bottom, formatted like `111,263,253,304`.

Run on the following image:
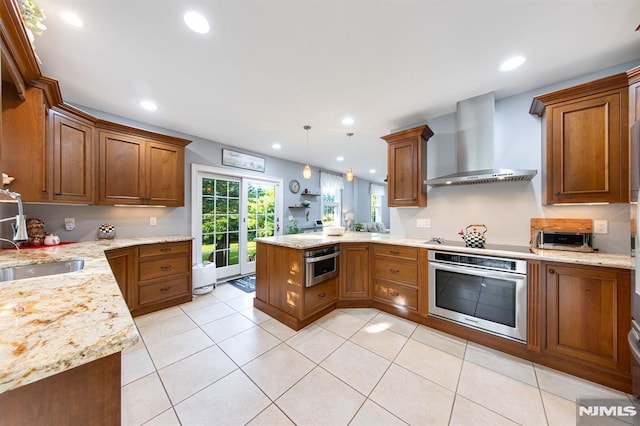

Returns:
160,248,171,252
549,269,556,274
390,291,400,297
389,250,400,255
160,286,172,292
160,265,172,271
389,269,400,274
318,292,326,298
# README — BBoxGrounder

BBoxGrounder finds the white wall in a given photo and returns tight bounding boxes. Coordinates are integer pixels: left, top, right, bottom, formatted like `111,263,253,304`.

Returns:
390,59,640,253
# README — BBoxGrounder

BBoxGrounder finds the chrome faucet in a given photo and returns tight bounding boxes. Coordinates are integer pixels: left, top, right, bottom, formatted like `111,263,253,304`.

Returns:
0,189,28,243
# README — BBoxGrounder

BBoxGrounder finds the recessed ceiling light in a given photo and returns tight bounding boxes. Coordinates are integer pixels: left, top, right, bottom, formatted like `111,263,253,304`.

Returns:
341,117,354,126
336,156,344,162
184,11,210,34
369,169,376,174
499,55,526,72
138,100,158,111
61,11,85,28
272,143,281,150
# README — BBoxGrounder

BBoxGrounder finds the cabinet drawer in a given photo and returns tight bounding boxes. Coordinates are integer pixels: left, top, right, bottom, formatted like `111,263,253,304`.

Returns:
138,275,190,306
374,279,418,310
139,255,190,281
304,278,337,315
139,241,191,258
373,245,418,261
373,259,418,285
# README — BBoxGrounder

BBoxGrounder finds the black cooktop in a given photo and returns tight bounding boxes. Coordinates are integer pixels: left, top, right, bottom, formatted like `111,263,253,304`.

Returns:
427,240,533,255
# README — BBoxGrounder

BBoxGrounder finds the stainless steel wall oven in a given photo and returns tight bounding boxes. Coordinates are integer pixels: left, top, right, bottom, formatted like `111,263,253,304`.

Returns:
428,250,528,343
304,245,340,287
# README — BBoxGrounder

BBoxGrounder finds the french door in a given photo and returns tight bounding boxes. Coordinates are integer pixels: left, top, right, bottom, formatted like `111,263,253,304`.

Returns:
193,165,282,280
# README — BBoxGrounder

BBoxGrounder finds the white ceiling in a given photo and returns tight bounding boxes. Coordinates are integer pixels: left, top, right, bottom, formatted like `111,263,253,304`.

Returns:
33,0,640,182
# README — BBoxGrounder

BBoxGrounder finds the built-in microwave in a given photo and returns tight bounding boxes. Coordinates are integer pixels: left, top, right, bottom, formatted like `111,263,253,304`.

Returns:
304,245,340,287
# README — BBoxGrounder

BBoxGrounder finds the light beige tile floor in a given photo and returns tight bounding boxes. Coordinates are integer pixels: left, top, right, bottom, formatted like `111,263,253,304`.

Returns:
121,283,633,425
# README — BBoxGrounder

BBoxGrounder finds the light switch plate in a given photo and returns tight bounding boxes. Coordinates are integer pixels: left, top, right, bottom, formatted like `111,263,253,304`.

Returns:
417,219,430,228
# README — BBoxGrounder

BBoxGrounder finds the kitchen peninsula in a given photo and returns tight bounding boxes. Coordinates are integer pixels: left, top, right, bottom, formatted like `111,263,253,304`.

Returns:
0,236,192,425
254,231,633,392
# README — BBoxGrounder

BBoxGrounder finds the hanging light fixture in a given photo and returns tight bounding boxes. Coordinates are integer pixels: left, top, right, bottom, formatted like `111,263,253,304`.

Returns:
345,132,354,181
303,125,312,179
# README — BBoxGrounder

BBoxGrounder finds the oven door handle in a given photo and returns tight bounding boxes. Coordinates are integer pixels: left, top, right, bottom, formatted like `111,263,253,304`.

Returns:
429,260,526,281
305,251,340,263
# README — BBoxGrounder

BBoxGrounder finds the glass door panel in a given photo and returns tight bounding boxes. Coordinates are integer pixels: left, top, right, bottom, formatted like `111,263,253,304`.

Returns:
242,180,277,274
201,176,241,278
196,167,282,280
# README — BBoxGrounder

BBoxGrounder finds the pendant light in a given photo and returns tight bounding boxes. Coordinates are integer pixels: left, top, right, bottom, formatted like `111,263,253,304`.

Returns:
345,132,354,182
303,125,312,179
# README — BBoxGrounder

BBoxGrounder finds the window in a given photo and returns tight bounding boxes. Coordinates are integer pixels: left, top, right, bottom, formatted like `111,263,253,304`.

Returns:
322,187,340,225
371,194,382,222
370,183,385,223
320,171,344,226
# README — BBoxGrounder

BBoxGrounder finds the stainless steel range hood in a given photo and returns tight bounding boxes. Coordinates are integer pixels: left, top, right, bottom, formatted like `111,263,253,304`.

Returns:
425,92,537,187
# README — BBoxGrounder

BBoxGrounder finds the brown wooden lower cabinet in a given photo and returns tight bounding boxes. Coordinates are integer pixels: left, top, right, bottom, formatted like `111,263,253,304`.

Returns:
339,243,370,300
542,262,631,377
254,241,337,330
106,240,192,317
255,241,633,393
0,352,121,426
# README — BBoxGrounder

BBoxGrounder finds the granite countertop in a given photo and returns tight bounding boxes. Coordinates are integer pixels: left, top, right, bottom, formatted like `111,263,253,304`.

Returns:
257,232,633,270
0,236,193,394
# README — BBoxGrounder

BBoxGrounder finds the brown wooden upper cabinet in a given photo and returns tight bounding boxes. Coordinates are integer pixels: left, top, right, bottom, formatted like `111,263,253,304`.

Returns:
49,109,94,203
381,125,434,207
97,128,188,206
630,66,640,124
1,83,47,202
530,73,630,204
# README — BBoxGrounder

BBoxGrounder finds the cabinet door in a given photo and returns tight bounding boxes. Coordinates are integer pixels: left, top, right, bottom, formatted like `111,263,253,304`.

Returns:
339,243,370,300
1,84,47,201
146,141,184,206
388,139,423,207
544,263,630,372
381,125,432,207
51,113,94,203
97,131,146,205
546,90,628,204
105,247,136,310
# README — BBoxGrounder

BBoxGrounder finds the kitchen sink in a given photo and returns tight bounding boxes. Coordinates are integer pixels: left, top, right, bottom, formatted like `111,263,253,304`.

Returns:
0,259,85,282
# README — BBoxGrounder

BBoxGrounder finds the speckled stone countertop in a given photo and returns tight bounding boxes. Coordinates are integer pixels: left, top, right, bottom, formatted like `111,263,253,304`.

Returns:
0,236,193,394
257,232,633,270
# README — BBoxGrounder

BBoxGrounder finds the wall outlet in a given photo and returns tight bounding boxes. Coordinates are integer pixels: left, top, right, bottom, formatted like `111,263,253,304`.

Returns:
150,217,157,226
594,220,608,234
64,218,75,231
416,219,430,228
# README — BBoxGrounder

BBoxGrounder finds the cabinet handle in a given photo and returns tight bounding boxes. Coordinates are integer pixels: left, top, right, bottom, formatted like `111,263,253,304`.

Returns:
390,291,400,297
318,292,326,298
160,248,171,252
160,265,172,271
389,250,400,255
389,269,400,274
160,286,172,292
549,269,555,274
554,192,560,196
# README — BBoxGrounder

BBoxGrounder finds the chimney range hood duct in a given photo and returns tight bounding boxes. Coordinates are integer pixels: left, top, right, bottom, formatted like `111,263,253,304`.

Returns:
425,92,537,187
